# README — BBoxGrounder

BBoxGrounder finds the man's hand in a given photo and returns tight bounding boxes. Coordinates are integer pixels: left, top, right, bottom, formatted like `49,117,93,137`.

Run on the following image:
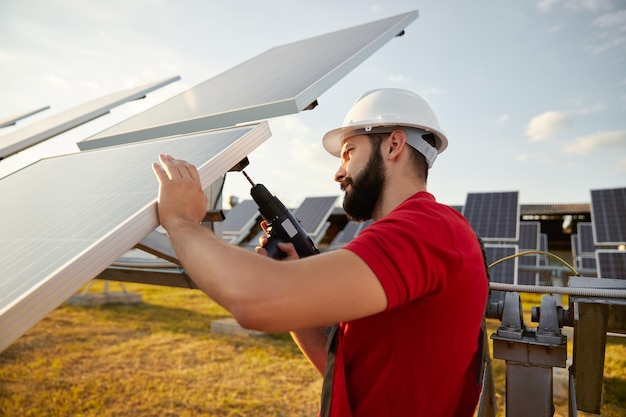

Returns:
152,154,208,231
254,220,300,260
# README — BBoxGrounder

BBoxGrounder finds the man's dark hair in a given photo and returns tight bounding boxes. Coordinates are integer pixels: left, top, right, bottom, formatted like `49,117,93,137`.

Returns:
367,131,436,182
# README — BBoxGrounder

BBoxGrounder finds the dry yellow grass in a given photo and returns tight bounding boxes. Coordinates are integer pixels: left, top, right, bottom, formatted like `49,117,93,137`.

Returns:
0,282,624,416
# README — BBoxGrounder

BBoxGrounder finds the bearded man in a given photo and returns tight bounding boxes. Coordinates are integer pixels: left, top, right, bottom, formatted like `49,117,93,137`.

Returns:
152,89,488,416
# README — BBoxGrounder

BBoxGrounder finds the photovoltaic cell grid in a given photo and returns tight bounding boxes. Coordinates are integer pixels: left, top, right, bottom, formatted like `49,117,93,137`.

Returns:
293,196,338,238
518,221,540,285
79,11,419,150
596,250,626,279
0,77,180,159
462,191,520,241
590,187,626,245
328,219,374,250
485,244,518,303
0,123,271,352
577,222,596,254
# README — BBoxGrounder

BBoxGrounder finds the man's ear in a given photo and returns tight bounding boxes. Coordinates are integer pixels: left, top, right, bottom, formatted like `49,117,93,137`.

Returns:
385,130,407,160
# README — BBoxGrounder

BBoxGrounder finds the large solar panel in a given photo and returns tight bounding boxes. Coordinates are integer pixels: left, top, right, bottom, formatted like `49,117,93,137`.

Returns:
0,76,180,159
328,221,362,249
78,11,419,150
596,250,626,279
0,122,271,352
485,244,518,303
462,191,520,241
0,106,49,128
590,187,626,245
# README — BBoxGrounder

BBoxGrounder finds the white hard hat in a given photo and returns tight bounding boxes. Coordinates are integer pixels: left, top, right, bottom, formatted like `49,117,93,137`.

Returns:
322,88,448,167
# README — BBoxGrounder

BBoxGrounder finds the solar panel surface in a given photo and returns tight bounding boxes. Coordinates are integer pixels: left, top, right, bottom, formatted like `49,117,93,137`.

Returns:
78,11,419,150
462,191,520,241
0,122,270,352
0,77,180,159
293,196,338,237
577,222,596,254
591,187,626,245
596,250,626,279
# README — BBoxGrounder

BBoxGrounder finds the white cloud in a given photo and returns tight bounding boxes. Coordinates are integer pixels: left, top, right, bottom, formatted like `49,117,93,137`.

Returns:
537,0,613,12
515,154,529,161
389,74,409,83
563,130,626,154
526,111,573,141
617,156,626,172
498,114,510,126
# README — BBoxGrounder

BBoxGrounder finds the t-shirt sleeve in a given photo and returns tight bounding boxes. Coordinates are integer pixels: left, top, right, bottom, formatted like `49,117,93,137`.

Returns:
344,210,461,309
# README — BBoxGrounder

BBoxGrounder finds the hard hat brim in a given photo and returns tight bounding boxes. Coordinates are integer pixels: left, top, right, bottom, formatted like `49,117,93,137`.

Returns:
322,123,448,158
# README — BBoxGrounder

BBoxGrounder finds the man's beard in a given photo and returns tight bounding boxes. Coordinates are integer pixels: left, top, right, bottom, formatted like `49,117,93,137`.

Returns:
342,147,385,222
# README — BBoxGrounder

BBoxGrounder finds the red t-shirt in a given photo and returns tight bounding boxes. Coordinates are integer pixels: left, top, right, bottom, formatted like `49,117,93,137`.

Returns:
327,191,488,416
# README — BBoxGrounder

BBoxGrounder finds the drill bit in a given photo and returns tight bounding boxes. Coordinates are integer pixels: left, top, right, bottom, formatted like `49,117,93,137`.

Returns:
242,170,255,187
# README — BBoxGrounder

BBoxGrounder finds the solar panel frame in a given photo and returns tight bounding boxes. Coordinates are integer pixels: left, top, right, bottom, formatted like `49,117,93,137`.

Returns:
590,187,626,245
0,122,271,352
0,77,180,159
596,249,626,279
78,11,419,150
462,191,520,242
0,106,50,128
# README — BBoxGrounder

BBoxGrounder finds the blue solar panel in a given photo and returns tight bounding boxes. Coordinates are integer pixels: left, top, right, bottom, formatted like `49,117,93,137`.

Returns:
590,187,626,245
462,191,519,241
577,222,596,255
596,250,626,279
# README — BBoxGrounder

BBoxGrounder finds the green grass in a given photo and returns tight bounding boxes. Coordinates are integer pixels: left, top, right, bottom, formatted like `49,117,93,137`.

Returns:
0,282,624,416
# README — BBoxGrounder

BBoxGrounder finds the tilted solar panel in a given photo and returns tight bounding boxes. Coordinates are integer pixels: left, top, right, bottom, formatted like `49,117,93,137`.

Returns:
596,250,626,279
0,77,180,159
0,106,49,128
221,200,260,244
0,122,271,352
462,191,520,242
590,187,626,245
329,221,362,249
78,11,419,150
294,196,338,237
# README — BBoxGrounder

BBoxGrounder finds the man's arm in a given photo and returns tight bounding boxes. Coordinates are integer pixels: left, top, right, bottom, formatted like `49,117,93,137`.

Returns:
152,155,387,333
290,327,328,374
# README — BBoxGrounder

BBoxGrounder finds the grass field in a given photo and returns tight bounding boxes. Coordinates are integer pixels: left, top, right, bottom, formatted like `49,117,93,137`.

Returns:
1,282,624,416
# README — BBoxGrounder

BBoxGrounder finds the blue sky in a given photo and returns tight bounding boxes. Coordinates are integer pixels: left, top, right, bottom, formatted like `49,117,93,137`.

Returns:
0,0,624,207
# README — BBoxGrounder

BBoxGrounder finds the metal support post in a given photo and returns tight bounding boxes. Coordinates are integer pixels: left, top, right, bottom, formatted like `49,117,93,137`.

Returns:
491,293,567,417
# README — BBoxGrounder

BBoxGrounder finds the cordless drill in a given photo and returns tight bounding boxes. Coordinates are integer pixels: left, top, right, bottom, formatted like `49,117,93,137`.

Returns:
243,171,320,260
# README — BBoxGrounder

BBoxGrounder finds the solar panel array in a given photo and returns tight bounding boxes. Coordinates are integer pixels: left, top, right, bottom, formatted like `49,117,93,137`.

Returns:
0,123,271,352
328,219,374,250
0,11,421,353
